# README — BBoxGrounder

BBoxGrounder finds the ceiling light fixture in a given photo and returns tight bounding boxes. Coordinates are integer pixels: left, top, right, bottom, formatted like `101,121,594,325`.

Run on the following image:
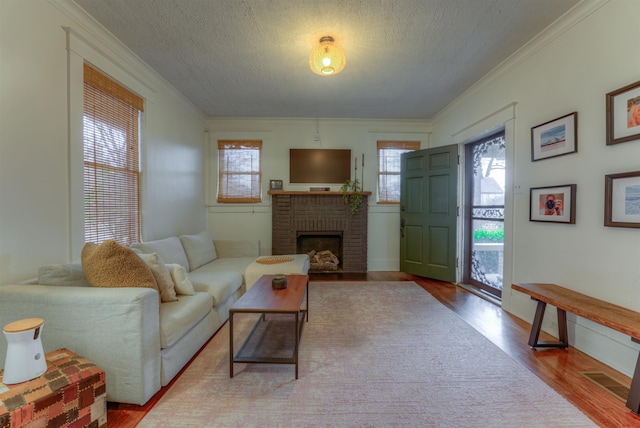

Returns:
309,36,346,76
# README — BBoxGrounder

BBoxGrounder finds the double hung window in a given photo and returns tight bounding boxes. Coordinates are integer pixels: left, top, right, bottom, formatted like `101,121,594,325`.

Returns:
83,63,143,245
217,140,262,203
377,141,420,204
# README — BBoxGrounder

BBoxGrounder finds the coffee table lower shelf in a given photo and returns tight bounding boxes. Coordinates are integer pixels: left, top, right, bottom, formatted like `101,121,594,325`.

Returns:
229,274,309,379
230,311,307,377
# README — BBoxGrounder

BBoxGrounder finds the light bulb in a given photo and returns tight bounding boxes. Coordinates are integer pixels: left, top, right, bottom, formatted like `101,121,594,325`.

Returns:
322,57,331,66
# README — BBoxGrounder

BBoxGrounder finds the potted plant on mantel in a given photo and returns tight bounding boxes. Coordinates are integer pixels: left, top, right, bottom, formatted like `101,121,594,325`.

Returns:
340,178,362,215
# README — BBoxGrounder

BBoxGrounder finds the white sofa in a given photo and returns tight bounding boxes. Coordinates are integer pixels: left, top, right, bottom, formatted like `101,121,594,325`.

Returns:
0,233,259,405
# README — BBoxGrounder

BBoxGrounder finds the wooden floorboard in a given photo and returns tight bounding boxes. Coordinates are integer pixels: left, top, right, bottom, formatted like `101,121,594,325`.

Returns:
107,273,640,427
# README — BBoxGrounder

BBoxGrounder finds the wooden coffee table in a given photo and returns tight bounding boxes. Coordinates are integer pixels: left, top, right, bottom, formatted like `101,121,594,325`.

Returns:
229,274,309,379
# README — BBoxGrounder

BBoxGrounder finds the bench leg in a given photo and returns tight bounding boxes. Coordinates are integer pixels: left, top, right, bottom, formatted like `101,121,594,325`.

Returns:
229,312,234,378
528,300,547,347
528,299,568,349
626,350,640,413
557,308,568,347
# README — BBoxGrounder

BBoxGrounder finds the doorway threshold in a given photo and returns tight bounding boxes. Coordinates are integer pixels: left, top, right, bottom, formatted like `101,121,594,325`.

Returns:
457,283,502,307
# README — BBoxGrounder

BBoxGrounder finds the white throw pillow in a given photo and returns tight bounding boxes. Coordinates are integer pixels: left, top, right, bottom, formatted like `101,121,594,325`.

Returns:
138,252,178,302
165,263,195,295
130,237,190,271
179,231,217,271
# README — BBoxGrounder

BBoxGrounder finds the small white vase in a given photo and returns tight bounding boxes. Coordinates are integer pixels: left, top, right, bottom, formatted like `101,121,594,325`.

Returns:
2,318,47,384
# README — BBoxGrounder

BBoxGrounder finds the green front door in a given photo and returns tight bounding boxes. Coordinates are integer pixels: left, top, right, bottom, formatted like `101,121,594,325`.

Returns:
400,145,458,282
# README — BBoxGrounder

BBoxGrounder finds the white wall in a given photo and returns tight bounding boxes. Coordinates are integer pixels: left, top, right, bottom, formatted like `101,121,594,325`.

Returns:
431,0,640,376
0,0,207,283
206,118,430,269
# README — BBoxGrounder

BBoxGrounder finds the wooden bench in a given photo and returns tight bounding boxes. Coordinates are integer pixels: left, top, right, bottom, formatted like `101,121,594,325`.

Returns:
512,282,640,414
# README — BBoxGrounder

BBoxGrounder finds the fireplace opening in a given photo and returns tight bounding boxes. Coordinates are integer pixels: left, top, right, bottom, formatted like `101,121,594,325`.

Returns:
296,231,343,272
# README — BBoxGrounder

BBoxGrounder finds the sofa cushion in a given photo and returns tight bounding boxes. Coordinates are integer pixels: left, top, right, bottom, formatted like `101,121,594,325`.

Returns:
159,292,213,349
165,263,195,296
138,253,178,302
190,257,257,278
179,231,217,271
38,263,90,287
188,270,243,307
131,237,190,271
81,241,158,292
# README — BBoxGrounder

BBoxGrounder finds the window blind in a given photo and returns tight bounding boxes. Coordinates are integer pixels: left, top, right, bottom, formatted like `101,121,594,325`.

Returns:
217,140,262,203
83,63,143,245
377,141,420,204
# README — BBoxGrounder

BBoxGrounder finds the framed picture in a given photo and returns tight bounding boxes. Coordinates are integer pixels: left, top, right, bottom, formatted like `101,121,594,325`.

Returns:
530,184,576,224
531,112,577,161
604,171,640,228
269,179,283,190
606,80,640,146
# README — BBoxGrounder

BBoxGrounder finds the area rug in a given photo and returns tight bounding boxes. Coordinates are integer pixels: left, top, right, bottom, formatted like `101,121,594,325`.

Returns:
138,282,596,427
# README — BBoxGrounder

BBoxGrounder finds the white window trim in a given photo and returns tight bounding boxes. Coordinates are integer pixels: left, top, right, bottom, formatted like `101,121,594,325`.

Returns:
66,27,155,260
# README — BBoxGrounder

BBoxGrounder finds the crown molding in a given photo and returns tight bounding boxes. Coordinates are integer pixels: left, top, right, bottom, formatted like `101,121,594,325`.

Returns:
48,0,204,116
432,0,610,123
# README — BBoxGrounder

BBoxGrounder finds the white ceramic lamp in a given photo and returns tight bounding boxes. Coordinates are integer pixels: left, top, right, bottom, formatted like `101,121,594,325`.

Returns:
2,318,47,384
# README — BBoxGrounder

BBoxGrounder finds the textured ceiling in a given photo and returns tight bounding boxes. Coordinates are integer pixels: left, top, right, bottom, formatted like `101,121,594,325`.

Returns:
75,0,580,119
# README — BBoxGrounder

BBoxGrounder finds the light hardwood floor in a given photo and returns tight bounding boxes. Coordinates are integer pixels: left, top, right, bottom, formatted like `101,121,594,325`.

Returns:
108,273,640,427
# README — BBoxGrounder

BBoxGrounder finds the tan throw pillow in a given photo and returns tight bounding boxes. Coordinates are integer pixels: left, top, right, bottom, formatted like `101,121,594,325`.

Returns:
138,253,178,302
165,263,195,296
81,241,158,293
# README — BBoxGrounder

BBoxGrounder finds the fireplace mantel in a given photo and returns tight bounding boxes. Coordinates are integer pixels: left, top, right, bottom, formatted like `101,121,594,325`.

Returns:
270,192,368,273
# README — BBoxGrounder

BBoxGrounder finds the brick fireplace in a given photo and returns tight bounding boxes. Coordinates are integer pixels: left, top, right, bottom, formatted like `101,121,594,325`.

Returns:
270,191,369,273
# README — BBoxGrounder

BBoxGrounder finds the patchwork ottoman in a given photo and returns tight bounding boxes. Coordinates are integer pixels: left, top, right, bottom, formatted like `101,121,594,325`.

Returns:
0,348,106,428
244,254,310,290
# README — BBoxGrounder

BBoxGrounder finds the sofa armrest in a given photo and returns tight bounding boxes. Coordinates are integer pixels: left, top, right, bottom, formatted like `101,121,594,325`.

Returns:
0,284,161,405
213,239,260,258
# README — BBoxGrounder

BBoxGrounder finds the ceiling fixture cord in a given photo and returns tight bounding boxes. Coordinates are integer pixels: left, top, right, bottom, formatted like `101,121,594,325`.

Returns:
309,36,346,76
314,118,321,144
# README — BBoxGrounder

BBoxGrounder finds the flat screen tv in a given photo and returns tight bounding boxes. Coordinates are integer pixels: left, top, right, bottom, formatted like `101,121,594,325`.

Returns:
289,149,351,184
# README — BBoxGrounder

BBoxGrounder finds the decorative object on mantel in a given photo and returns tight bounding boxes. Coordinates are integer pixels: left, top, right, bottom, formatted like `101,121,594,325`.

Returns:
309,36,346,76
341,154,364,214
2,318,47,384
269,180,283,190
341,178,362,214
361,153,365,190
271,274,287,290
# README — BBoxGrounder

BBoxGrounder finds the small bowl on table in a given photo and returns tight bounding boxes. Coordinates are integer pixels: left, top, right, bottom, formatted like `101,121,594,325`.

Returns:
271,274,287,290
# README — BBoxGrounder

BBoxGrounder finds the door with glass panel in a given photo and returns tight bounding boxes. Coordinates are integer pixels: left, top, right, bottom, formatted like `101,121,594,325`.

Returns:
463,132,505,298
